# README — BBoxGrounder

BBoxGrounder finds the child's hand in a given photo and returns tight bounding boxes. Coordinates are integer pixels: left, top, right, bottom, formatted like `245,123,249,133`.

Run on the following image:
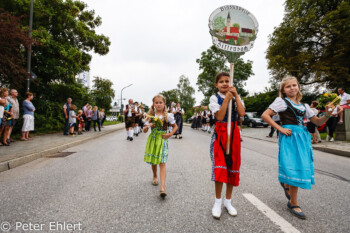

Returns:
162,133,172,139
149,123,155,128
279,127,292,136
228,86,238,96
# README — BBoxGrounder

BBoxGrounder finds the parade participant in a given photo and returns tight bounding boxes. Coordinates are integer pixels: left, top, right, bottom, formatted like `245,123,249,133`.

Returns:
262,75,335,219
191,112,197,129
123,99,137,141
209,72,245,219
143,94,178,198
201,107,210,132
134,102,141,136
173,102,184,139
208,110,216,134
196,110,202,130
337,87,350,124
306,101,319,144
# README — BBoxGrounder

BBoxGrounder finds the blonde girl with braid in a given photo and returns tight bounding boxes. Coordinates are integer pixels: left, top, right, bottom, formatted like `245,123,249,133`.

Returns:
143,94,178,198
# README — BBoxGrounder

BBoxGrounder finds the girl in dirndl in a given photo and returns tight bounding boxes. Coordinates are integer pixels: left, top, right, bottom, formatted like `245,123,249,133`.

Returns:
262,75,335,219
209,72,245,219
143,94,178,198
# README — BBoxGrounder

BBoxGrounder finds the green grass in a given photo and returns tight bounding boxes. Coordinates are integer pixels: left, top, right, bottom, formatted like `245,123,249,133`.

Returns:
102,121,121,126
320,132,328,140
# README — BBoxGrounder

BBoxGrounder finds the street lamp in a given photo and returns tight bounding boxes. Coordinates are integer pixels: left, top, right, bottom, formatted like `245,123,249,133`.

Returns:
26,0,34,93
120,84,133,115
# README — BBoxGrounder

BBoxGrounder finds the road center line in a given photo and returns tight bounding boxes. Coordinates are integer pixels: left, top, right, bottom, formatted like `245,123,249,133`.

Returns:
242,193,300,233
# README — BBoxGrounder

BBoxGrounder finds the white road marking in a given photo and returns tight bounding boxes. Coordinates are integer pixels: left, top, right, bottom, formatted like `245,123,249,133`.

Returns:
243,193,300,233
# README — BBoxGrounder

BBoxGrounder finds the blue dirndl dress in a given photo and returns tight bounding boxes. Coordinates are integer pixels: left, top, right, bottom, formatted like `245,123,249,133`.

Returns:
274,98,315,189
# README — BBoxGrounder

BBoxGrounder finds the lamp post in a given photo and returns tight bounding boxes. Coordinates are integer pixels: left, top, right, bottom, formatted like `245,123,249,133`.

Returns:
120,84,133,115
26,0,34,93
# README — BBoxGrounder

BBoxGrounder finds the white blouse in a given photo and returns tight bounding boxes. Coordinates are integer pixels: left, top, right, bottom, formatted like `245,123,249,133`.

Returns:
268,97,315,119
209,92,243,114
144,113,175,126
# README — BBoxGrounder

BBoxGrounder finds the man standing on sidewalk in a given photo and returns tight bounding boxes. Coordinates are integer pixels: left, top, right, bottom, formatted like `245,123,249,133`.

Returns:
338,87,350,124
6,89,19,143
123,99,137,141
63,98,72,135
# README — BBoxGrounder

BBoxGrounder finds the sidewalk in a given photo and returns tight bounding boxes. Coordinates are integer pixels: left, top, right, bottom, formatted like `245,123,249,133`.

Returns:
0,124,125,173
241,127,350,158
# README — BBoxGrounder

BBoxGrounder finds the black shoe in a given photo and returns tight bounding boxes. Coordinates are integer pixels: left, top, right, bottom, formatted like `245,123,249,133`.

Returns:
287,202,306,219
64,133,69,136
135,133,138,137
130,137,133,141
127,136,130,140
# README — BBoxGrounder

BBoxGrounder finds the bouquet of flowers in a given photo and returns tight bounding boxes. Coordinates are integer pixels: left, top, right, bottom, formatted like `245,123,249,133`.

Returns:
318,92,341,109
146,114,164,130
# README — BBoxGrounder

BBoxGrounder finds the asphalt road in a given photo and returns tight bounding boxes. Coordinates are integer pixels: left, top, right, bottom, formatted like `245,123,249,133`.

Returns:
0,127,349,233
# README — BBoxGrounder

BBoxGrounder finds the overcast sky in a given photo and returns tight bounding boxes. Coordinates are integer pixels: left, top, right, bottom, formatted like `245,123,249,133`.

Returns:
83,0,285,107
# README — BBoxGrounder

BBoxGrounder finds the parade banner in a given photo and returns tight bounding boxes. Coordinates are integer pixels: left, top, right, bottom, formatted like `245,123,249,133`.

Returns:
209,5,258,156
209,5,258,58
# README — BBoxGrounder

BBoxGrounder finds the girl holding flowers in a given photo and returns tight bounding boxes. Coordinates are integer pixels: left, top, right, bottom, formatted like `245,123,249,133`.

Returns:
143,94,178,198
262,75,335,219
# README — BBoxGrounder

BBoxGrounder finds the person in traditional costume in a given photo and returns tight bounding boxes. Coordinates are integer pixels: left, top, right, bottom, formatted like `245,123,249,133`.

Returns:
172,102,184,139
123,99,137,141
209,72,245,219
201,107,210,132
143,94,178,198
191,113,197,129
208,110,216,134
196,110,202,130
133,102,142,136
262,75,335,219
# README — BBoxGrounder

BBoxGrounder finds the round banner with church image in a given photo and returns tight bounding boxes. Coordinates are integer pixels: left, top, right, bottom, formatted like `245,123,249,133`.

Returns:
209,5,259,53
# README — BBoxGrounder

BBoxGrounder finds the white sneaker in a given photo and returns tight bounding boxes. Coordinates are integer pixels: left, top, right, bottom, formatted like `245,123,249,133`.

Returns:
224,199,237,216
212,200,222,219
330,137,334,142
326,135,329,141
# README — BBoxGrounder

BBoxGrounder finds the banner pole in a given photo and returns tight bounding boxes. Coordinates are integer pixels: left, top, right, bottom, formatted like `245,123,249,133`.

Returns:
226,62,234,155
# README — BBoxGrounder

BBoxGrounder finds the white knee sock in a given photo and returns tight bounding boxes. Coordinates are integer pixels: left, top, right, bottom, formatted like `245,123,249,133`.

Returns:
129,129,134,137
126,130,129,137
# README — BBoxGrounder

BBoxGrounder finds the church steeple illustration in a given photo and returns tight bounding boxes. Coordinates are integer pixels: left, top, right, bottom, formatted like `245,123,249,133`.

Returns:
226,12,231,36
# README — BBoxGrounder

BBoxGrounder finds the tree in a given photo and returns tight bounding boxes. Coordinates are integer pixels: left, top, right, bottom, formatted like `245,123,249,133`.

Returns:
91,76,115,112
0,0,111,134
0,9,32,88
160,89,179,107
176,75,196,119
266,0,350,89
196,45,253,104
214,16,225,30
244,88,278,116
232,23,240,29
0,0,110,91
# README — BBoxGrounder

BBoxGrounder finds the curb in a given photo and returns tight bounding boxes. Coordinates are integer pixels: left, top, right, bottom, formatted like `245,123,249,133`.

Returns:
0,124,124,173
